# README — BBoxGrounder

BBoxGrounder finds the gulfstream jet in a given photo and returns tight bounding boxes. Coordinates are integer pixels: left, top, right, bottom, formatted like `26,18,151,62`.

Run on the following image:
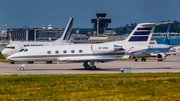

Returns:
132,24,180,61
6,22,169,70
2,18,73,64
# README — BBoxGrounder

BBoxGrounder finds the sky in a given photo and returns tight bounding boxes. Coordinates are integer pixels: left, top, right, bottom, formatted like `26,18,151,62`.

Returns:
0,0,180,31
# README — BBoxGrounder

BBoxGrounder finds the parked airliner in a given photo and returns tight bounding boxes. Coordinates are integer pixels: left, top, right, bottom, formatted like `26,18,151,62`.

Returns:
132,24,180,61
7,22,170,70
2,18,73,64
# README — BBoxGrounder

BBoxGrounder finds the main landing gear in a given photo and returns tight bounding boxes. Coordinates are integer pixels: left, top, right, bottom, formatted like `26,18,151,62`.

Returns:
83,61,96,70
134,57,146,62
141,57,146,61
20,62,26,71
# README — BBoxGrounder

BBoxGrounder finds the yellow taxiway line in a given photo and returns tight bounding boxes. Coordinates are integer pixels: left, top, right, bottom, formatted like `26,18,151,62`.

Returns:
0,72,16,75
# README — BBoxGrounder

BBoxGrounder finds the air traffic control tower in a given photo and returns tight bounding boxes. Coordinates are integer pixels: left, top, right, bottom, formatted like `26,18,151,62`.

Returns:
91,13,111,36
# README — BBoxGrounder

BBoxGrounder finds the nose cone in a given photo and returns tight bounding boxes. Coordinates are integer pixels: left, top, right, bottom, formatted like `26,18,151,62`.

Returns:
6,56,11,61
2,49,10,58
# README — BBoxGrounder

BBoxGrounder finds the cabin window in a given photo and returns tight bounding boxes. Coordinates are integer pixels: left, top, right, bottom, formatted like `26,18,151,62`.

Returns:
5,47,15,49
24,49,28,52
10,47,15,49
19,49,24,52
47,51,51,54
79,50,83,53
71,50,75,53
63,50,67,53
55,50,59,54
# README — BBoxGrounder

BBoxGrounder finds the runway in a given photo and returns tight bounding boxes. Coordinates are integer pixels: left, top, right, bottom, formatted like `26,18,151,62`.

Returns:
0,54,180,76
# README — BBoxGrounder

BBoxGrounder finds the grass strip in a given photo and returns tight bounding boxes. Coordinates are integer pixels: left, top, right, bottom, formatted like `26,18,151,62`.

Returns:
0,73,180,100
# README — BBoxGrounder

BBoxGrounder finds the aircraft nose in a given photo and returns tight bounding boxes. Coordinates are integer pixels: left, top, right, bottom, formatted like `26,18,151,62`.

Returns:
2,49,9,57
6,56,11,61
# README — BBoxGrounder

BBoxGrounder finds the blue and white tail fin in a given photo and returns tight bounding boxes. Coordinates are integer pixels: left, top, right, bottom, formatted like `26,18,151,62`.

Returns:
53,17,73,45
124,23,158,47
160,24,171,45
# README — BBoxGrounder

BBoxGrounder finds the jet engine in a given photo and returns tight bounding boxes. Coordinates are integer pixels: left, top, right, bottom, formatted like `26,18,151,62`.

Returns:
156,53,166,61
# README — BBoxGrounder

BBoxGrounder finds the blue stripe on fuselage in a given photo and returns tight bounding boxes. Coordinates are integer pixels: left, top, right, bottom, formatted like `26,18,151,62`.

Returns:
133,31,150,35
137,28,152,30
129,36,148,41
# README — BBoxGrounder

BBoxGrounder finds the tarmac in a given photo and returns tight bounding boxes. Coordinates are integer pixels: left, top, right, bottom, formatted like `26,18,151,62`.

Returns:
1,54,180,76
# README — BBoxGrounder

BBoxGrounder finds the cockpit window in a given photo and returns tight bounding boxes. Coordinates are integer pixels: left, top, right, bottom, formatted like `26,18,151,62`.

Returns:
19,49,24,52
5,46,15,49
24,49,28,52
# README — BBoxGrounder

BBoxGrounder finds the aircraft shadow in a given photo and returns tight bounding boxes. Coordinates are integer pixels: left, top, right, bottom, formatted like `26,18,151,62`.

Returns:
23,68,121,71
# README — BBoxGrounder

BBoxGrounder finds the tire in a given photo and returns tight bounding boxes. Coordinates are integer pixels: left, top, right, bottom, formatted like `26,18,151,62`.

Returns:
20,67,24,71
91,66,96,70
11,61,15,64
46,61,53,64
85,65,90,70
28,61,34,64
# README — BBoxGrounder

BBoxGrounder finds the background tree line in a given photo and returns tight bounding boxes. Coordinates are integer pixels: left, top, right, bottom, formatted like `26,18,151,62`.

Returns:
117,20,180,35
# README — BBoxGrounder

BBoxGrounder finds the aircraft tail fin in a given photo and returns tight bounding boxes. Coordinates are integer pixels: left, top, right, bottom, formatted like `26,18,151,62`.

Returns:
124,22,171,47
160,24,171,45
9,33,12,43
54,17,73,43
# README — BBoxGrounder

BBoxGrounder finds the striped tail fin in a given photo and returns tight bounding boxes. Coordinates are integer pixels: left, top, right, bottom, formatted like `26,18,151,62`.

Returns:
124,22,171,46
53,17,73,43
160,24,171,45
124,23,157,47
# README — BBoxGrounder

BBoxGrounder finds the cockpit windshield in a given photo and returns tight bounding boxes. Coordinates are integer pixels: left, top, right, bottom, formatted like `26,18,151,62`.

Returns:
24,49,28,52
19,49,24,52
5,46,15,49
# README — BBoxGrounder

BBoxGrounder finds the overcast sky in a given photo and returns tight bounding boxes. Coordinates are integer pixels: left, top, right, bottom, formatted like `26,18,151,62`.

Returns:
0,0,180,31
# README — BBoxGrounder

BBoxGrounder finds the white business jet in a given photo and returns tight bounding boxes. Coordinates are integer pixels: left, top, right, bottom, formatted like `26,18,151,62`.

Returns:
2,18,73,64
7,22,169,70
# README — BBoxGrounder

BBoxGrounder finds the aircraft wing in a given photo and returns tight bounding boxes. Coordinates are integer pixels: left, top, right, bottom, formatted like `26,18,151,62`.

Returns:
165,51,180,55
150,51,180,56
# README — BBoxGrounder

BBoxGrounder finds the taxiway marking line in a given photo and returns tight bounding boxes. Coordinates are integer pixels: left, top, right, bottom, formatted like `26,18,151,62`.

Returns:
0,72,15,75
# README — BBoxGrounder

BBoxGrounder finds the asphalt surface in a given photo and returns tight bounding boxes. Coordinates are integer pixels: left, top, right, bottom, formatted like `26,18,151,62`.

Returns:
1,54,180,76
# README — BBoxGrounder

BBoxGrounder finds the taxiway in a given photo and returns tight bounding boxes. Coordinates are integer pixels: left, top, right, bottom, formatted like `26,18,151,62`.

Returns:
0,54,180,76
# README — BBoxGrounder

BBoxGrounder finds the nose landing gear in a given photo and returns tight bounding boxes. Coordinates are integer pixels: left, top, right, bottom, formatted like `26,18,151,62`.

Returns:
20,62,26,71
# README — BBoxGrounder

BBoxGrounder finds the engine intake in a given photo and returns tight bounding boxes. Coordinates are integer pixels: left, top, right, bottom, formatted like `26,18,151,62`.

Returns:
114,45,124,52
156,53,166,61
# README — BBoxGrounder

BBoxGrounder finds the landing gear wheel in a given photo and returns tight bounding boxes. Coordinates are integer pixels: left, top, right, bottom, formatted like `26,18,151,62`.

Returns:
20,67,24,71
144,58,146,61
46,61,53,64
91,66,96,70
11,61,15,64
135,59,138,62
28,61,34,64
85,65,90,70
141,58,146,62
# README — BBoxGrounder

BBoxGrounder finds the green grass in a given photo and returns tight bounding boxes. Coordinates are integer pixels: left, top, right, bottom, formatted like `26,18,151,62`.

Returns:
0,73,180,100
0,52,8,62
0,52,5,59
